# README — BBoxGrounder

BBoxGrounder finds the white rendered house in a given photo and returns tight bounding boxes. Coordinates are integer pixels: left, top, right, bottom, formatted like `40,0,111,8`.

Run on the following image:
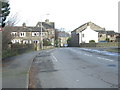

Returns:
79,26,99,43
71,22,108,46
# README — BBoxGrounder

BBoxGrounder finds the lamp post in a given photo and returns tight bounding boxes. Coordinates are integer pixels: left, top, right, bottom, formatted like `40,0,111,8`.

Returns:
40,14,49,50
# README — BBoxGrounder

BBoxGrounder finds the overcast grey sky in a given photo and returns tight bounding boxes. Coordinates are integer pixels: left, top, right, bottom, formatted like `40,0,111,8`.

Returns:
9,0,119,32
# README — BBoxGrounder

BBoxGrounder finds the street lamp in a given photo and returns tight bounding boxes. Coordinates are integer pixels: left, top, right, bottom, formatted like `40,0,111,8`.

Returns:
40,13,49,50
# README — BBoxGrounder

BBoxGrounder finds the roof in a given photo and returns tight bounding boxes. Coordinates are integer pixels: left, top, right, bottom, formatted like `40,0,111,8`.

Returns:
72,22,105,33
106,31,115,35
8,26,50,32
36,21,55,29
95,30,107,34
7,20,55,32
58,31,70,37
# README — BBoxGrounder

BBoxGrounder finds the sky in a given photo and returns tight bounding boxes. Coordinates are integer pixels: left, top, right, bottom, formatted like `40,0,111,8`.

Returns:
8,0,119,33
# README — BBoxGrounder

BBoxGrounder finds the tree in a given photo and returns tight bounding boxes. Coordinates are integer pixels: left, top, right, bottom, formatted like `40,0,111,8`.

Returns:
2,13,21,50
1,2,21,50
43,39,51,46
55,39,59,47
106,38,110,42
0,1,10,28
6,13,21,26
67,37,72,47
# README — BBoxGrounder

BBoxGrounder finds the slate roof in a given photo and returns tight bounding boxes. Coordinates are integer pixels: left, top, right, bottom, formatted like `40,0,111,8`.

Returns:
95,30,107,34
58,31,70,37
9,20,55,32
106,31,115,35
9,26,49,32
36,21,55,29
72,22,105,33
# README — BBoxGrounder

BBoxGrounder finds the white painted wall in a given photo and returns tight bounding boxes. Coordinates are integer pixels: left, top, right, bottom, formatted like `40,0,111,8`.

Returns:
79,26,98,43
79,33,82,43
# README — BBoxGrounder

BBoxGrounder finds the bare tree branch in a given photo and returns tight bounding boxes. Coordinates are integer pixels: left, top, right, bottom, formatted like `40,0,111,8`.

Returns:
2,12,21,50
6,12,21,26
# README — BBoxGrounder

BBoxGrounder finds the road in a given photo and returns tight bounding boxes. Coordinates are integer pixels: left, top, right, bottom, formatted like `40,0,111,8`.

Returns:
2,51,39,88
31,47,118,88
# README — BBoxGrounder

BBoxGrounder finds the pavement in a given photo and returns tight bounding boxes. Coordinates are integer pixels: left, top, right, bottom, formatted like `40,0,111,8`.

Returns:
2,51,39,88
31,47,118,88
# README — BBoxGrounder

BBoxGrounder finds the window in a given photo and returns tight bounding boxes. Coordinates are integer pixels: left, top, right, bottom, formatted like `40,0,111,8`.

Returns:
33,40,39,44
11,39,20,44
110,35,114,37
23,40,29,44
82,34,84,37
19,32,26,37
34,33,36,36
32,32,39,36
11,32,18,37
40,32,45,36
99,35,102,37
29,40,32,44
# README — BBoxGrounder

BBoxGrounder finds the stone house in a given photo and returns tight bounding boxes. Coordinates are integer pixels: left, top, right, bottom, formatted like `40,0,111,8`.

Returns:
106,31,119,42
10,19,55,50
57,31,70,47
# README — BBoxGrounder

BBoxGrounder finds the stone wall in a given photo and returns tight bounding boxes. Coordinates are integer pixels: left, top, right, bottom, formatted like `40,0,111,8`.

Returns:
80,42,120,47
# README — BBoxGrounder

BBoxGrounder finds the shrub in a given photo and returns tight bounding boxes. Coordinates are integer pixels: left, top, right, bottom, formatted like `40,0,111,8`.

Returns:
106,38,110,42
89,40,95,43
43,39,51,46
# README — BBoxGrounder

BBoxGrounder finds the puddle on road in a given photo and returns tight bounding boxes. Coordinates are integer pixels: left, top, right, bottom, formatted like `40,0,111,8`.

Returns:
107,64,116,67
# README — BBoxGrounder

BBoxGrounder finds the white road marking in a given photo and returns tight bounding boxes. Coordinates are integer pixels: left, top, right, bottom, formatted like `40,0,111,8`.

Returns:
84,54,92,56
51,53,58,62
97,57,114,62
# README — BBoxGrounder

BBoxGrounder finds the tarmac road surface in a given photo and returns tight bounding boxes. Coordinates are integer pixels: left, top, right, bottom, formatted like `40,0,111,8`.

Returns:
32,47,118,88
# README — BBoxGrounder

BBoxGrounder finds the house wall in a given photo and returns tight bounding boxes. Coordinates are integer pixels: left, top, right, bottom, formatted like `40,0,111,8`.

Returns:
79,33,82,43
98,33,106,41
71,31,79,46
107,34,116,42
47,29,55,45
11,32,42,44
80,26,98,43
58,37,69,47
11,29,55,45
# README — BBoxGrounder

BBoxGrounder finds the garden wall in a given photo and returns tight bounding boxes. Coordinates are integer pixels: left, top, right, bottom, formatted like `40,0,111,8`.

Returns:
80,42,120,47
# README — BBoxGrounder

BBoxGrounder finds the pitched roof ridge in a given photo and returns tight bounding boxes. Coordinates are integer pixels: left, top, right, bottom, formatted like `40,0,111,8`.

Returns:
88,22,104,30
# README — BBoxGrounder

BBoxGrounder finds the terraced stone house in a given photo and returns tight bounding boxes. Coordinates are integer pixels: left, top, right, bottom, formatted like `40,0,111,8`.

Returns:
10,19,55,50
